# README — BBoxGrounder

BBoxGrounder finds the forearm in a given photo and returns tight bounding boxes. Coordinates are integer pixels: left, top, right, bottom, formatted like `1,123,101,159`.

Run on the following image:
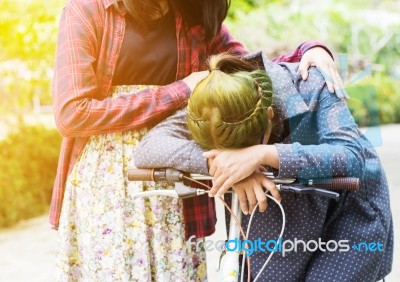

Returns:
134,109,209,175
255,141,363,180
274,142,364,179
54,5,191,137
135,136,208,174
54,81,190,137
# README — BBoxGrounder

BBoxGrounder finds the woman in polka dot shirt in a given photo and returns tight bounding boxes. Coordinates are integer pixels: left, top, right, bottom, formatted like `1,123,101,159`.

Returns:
134,52,393,281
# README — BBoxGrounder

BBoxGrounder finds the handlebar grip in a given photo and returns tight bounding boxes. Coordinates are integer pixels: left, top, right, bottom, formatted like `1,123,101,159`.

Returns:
306,177,360,191
127,168,155,181
127,168,184,185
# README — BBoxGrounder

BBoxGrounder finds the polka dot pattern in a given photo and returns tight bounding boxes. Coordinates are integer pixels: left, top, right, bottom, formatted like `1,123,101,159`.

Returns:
135,108,208,175
242,63,392,281
135,61,393,281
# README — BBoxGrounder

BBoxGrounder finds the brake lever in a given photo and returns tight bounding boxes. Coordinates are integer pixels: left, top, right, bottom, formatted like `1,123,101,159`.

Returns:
277,184,340,200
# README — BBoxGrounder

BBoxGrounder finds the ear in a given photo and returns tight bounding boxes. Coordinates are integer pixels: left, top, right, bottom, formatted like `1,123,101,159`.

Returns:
267,106,274,120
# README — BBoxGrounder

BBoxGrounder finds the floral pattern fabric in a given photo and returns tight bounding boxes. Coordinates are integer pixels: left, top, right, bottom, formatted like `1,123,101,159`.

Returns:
56,85,206,282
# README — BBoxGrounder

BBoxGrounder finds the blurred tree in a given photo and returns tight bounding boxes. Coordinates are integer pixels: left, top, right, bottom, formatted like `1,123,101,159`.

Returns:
0,125,62,227
0,0,64,116
228,0,257,20
0,0,399,126
225,0,400,125
226,0,400,79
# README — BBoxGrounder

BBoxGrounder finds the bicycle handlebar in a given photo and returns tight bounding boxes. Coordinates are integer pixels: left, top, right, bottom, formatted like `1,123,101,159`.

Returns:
128,168,359,190
295,176,359,191
127,168,186,185
127,168,360,201
127,168,360,281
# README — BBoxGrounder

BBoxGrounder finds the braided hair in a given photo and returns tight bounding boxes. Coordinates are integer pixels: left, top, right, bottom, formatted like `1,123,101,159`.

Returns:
187,53,274,150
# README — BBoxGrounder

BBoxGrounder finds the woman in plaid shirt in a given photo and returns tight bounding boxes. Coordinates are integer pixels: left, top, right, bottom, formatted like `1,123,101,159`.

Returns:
51,0,343,280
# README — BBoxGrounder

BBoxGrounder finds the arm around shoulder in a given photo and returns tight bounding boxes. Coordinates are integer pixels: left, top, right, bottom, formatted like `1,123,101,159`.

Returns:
274,68,365,179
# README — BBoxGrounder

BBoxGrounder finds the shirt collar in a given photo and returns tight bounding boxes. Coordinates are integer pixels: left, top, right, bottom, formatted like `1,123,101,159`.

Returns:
102,0,121,9
244,51,309,121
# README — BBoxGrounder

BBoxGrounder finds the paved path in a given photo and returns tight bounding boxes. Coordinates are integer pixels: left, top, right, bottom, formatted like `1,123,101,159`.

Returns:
0,124,399,282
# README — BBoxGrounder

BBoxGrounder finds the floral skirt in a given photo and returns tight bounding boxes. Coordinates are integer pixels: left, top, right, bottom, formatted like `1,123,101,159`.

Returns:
56,85,206,282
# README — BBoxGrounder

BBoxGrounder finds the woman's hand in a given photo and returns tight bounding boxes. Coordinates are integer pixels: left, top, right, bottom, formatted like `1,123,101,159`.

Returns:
204,146,263,196
232,171,281,215
182,70,209,91
204,145,279,196
299,47,349,99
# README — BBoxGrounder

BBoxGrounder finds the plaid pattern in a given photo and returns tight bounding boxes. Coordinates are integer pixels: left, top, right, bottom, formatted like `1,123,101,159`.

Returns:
50,0,329,239
49,0,246,231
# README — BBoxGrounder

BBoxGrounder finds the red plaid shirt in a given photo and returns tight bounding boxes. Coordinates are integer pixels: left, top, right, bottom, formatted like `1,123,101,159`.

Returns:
50,0,328,238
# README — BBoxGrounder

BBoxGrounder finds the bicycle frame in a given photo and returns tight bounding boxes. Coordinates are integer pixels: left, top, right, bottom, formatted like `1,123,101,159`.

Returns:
130,169,250,282
127,168,359,282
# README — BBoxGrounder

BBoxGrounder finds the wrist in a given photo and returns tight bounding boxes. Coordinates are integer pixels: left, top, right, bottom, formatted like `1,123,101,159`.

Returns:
177,80,192,97
258,144,279,169
303,43,334,60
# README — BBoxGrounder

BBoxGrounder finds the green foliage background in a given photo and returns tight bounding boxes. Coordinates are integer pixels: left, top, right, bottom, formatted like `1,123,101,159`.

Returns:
0,0,399,227
225,0,400,126
0,0,61,115
0,125,61,227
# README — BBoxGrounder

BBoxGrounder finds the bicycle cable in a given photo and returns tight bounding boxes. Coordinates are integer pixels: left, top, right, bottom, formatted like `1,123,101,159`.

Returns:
184,174,286,282
182,175,251,282
245,193,285,282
